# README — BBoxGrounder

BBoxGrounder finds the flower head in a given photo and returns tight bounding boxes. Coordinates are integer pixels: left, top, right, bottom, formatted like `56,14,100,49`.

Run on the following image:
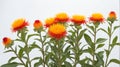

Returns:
71,15,86,25
107,11,117,22
12,18,29,32
48,23,66,39
89,13,104,23
33,20,42,30
2,37,12,47
55,12,69,23
45,18,56,27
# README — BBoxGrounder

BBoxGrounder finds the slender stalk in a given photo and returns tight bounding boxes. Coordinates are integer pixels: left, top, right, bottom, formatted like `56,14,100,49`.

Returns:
92,26,97,67
104,23,112,67
25,42,31,67
57,40,62,67
10,46,26,66
73,26,79,67
39,32,45,67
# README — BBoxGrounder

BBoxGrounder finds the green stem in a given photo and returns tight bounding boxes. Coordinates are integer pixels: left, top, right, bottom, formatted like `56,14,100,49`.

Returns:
10,46,26,66
25,42,31,67
104,23,112,67
39,32,45,67
57,40,61,67
92,26,96,67
73,26,79,67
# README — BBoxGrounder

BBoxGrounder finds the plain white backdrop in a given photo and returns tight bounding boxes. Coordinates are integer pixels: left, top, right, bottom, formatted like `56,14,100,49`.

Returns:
0,0,119,67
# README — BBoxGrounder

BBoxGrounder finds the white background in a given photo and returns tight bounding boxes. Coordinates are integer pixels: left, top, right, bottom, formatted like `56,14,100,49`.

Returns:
0,0,119,67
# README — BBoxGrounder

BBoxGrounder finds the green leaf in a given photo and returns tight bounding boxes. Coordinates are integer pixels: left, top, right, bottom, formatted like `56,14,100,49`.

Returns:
27,34,39,42
34,57,43,67
8,57,17,63
112,36,118,45
64,61,72,67
78,29,87,40
1,62,20,67
31,57,40,62
105,49,109,57
108,59,120,65
84,34,93,47
4,50,12,53
18,47,24,58
95,51,104,66
96,38,107,44
96,44,104,49
108,27,111,35
99,28,108,35
114,25,120,31
86,24,94,32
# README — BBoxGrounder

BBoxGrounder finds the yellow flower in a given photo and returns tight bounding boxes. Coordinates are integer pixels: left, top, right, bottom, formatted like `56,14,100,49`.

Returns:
48,23,66,39
90,13,104,22
55,12,69,23
33,20,42,29
45,18,55,27
2,37,12,47
71,15,86,25
12,18,29,32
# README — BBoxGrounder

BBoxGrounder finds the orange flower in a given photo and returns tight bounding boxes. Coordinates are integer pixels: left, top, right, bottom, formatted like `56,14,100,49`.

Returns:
33,20,42,29
12,18,29,32
107,11,117,22
3,37,12,47
89,13,104,22
55,12,69,23
45,18,56,27
71,15,86,25
48,23,66,39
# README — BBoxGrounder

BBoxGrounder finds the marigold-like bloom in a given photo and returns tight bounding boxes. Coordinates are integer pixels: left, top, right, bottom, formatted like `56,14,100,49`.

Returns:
33,20,42,29
89,13,104,22
45,18,55,27
55,12,69,23
71,15,86,25
48,23,66,39
3,37,12,47
12,18,29,32
107,11,117,22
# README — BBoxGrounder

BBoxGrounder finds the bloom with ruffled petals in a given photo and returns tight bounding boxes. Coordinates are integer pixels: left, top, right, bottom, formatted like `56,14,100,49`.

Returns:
2,37,12,47
107,11,117,22
55,12,69,23
33,20,42,30
45,18,56,27
71,15,86,25
12,18,29,32
48,23,66,39
89,13,104,23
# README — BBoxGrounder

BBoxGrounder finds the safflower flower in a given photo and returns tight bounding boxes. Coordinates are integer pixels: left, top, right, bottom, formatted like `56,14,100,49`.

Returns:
89,13,104,23
11,18,29,32
45,18,56,27
107,11,117,22
33,20,43,30
71,15,86,25
2,37,12,47
48,23,66,39
55,12,69,23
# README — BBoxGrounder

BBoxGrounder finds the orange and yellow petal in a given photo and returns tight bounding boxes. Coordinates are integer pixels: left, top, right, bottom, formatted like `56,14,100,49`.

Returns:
55,12,69,23
3,37,12,46
45,18,55,27
89,13,104,22
108,11,117,20
71,15,86,25
33,20,42,29
12,18,29,32
48,23,66,39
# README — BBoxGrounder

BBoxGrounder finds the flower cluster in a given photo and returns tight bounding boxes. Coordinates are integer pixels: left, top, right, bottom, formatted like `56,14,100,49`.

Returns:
1,11,120,67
